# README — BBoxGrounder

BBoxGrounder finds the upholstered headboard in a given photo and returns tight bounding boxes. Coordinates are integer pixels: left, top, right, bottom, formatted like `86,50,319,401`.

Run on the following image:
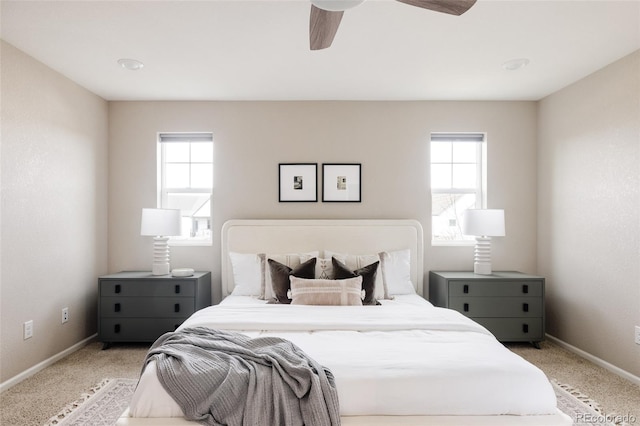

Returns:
220,219,424,297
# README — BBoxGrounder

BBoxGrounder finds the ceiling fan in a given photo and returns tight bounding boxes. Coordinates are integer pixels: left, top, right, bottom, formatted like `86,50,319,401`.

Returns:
309,0,477,50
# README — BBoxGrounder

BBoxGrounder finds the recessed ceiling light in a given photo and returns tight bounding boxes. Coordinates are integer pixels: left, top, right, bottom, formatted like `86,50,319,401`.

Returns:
502,58,530,71
117,58,144,71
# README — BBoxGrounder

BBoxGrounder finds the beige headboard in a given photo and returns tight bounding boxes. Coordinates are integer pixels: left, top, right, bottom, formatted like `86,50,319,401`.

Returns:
221,219,424,297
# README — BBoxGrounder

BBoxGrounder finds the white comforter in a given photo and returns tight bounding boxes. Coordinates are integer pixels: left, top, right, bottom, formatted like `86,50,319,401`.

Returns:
129,295,557,418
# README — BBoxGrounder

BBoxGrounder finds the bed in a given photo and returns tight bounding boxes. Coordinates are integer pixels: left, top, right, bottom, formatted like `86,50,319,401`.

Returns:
118,219,571,426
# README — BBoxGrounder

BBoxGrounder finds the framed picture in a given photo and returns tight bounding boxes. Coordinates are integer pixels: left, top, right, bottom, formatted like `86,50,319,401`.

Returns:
322,163,361,202
279,163,318,202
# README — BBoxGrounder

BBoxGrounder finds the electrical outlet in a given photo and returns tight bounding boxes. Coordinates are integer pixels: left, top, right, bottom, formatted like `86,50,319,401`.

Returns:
62,307,69,324
24,320,33,340
635,326,640,345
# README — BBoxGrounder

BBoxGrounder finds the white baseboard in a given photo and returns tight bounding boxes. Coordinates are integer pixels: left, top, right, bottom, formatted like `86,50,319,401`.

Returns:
0,334,97,393
546,334,640,387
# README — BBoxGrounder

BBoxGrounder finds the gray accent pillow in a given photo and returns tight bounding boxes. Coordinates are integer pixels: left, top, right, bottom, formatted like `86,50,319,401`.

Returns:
332,257,381,306
267,257,317,304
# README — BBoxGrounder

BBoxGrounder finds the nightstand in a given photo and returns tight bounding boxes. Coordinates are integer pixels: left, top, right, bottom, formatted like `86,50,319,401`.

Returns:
429,271,545,348
98,271,211,349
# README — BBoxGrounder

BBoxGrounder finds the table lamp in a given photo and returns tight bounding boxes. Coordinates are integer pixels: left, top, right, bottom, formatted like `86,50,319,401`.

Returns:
140,208,181,275
462,209,505,275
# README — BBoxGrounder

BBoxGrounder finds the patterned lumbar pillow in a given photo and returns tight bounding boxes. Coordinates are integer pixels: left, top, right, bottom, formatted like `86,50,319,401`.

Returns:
289,276,363,306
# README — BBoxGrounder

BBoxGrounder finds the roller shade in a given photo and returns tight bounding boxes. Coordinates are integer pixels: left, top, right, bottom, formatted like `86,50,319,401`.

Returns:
430,133,484,142
159,133,213,143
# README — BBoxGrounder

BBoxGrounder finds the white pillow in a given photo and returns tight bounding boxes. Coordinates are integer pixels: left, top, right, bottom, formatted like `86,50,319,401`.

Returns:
290,276,364,306
379,249,415,296
263,251,319,300
325,250,385,300
229,252,263,296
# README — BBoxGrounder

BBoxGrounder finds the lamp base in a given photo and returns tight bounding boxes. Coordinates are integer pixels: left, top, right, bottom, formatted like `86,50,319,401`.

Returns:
473,263,492,275
151,236,171,276
473,236,493,275
152,263,171,276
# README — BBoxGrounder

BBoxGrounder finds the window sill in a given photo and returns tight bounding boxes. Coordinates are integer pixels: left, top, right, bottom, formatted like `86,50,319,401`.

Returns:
431,241,475,247
169,239,212,247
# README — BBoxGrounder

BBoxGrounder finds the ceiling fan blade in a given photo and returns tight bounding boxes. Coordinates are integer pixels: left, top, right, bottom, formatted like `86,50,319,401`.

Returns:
394,0,477,16
310,5,344,50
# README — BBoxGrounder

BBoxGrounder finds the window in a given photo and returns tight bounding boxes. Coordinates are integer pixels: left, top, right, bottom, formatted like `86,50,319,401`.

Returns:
430,133,486,244
158,133,213,245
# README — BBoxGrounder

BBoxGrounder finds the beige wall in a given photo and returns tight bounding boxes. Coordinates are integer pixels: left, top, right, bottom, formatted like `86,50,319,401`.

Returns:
108,100,539,303
2,38,637,386
537,50,640,377
0,41,109,382
0,42,541,384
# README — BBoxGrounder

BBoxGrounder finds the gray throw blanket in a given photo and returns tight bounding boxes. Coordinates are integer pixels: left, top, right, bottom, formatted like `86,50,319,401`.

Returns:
143,327,341,426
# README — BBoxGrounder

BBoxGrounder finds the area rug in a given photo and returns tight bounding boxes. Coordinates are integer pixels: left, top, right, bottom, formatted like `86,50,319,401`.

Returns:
45,378,621,426
44,378,137,426
552,380,625,426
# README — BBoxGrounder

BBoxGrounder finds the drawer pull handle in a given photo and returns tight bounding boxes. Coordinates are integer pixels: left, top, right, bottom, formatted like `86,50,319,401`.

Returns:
114,324,121,333
463,303,469,312
115,284,121,294
463,284,469,294
175,285,181,294
523,303,529,313
114,303,121,313
522,324,529,334
522,284,529,294
174,303,180,313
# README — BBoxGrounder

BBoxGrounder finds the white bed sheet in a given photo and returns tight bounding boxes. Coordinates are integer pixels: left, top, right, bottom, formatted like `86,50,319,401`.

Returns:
129,294,557,419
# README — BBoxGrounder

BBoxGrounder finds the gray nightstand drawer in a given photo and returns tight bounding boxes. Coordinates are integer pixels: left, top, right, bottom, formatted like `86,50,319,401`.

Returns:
473,318,543,341
98,271,211,348
449,297,542,317
429,271,545,347
100,280,195,297
99,318,185,342
449,281,542,297
100,297,196,318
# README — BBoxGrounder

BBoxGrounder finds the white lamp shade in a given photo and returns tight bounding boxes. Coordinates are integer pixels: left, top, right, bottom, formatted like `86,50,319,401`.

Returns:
462,209,506,237
140,208,181,236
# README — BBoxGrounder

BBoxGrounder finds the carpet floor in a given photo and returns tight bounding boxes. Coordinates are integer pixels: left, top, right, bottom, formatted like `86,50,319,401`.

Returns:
39,378,622,426
1,340,638,426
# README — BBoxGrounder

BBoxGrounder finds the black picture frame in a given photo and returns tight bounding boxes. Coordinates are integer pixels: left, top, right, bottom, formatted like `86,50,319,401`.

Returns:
278,163,318,202
322,163,362,202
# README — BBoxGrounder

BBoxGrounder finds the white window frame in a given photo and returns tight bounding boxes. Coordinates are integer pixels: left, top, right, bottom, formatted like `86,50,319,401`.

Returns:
157,132,213,246
430,132,487,246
